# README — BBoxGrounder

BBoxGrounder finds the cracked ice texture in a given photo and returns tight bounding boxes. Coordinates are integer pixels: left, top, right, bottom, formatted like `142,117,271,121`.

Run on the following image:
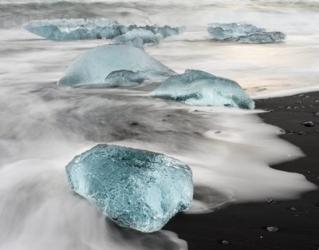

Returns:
23,18,122,40
58,44,175,86
207,23,285,44
151,69,255,109
66,144,193,233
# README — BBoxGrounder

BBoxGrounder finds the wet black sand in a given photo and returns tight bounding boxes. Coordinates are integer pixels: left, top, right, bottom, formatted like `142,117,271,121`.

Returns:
165,92,319,250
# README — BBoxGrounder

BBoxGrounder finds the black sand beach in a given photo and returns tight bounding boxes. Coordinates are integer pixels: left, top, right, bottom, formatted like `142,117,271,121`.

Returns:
166,92,319,250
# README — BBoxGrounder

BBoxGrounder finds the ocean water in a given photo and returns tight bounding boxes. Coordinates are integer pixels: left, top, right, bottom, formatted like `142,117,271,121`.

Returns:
0,1,318,249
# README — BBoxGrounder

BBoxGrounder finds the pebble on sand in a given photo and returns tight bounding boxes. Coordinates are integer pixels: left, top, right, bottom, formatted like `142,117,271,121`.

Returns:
266,226,280,232
303,121,315,127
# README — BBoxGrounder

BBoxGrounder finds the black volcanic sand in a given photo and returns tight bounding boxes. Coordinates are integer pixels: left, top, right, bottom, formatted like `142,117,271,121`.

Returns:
165,92,319,250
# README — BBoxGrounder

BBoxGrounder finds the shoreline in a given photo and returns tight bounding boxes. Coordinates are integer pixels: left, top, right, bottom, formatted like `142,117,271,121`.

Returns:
251,86,319,100
165,91,319,250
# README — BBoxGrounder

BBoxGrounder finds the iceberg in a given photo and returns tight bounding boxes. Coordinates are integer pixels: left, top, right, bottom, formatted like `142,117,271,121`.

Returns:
66,144,193,233
58,44,175,86
151,69,255,109
207,23,285,44
23,19,181,42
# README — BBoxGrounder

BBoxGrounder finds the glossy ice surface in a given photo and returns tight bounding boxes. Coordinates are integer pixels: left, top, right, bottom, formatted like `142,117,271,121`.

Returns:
58,44,175,86
24,18,122,40
152,69,255,109
208,23,285,44
23,18,181,43
66,144,193,233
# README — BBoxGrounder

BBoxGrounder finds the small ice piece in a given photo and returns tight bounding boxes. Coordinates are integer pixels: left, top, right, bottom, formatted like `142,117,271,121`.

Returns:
113,25,181,46
207,23,285,44
151,69,255,109
238,32,286,44
266,226,280,232
23,18,122,41
113,29,161,46
66,144,193,233
58,44,175,86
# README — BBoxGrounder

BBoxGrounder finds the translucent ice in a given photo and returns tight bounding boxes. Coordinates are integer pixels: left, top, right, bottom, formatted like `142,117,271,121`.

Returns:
237,32,286,44
113,25,180,46
23,19,181,42
207,23,285,44
58,44,175,86
151,69,255,109
23,19,122,41
66,144,193,233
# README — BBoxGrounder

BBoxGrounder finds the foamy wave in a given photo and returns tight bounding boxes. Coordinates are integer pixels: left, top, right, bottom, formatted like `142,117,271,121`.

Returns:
1,0,319,4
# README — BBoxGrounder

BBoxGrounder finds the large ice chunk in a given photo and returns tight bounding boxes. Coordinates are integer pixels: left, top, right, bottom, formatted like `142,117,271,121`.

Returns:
23,19,122,41
66,144,193,233
151,69,255,109
23,19,181,42
58,44,175,86
207,23,285,44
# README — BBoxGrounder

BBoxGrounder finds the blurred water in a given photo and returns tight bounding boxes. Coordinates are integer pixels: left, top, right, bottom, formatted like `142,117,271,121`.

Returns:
0,1,318,249
2,0,318,96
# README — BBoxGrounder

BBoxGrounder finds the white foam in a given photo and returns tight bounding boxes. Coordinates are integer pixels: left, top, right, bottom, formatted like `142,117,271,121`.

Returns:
114,107,316,213
0,159,187,250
